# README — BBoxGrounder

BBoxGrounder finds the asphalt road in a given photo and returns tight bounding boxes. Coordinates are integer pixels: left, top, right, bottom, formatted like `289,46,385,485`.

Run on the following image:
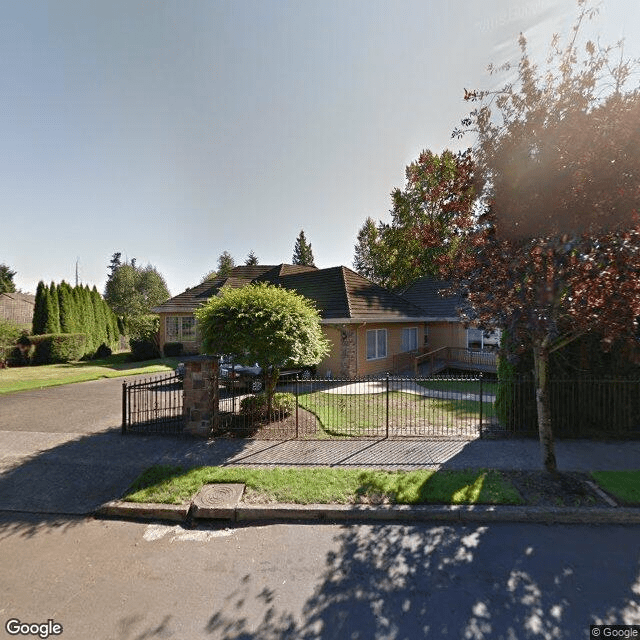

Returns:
0,516,638,639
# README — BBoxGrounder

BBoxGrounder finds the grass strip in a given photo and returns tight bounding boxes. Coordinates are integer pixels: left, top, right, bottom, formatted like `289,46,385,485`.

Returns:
0,354,181,394
124,465,524,506
592,471,640,505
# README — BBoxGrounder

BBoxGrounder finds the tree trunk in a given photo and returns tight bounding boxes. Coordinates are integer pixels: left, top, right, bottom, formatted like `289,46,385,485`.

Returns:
533,342,557,473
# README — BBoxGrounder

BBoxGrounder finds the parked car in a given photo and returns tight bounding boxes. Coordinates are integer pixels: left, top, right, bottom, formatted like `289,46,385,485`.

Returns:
220,358,263,393
277,363,316,380
177,356,316,391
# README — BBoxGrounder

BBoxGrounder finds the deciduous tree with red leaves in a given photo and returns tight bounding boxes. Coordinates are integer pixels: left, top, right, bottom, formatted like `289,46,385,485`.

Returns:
353,149,475,290
433,1,640,472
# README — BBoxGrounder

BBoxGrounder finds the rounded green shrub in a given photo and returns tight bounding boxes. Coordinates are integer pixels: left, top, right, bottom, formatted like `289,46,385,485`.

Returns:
163,342,184,357
240,392,295,417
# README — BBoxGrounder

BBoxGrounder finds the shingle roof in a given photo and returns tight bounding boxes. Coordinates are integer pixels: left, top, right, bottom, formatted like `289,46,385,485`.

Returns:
400,277,464,319
152,264,426,321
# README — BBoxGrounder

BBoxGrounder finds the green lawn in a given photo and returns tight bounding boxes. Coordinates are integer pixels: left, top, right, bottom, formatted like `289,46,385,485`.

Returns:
591,471,640,505
124,465,524,506
298,390,496,437
0,353,181,394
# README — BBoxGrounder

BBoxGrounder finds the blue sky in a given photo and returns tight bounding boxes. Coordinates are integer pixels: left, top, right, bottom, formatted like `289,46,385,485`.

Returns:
1,0,637,297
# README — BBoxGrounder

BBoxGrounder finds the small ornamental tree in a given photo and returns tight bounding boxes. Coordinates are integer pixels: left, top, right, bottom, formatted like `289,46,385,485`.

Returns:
196,283,330,414
430,2,640,472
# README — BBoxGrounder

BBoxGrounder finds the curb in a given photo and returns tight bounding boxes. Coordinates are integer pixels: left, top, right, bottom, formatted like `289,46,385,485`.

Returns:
95,500,640,525
98,500,190,522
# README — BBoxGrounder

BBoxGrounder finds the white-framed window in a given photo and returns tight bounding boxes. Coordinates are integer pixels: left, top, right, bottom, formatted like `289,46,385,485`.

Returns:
366,328,387,360
166,316,197,342
401,327,418,352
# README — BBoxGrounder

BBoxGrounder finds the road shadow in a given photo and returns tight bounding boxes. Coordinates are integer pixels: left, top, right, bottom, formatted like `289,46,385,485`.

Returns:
0,428,260,537
203,521,640,638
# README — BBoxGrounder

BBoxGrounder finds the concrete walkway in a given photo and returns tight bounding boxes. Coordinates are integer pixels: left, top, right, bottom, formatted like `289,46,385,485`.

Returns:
2,377,637,524
2,428,640,516
305,378,496,402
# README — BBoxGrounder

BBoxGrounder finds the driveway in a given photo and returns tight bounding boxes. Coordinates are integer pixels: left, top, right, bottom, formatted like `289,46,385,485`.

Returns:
0,377,186,514
0,377,126,434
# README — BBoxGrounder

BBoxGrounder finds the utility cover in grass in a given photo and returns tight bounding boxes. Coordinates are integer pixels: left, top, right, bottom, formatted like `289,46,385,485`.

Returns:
192,483,245,519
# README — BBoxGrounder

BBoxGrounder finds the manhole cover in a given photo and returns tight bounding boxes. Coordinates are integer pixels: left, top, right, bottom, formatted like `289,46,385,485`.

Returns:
193,483,245,509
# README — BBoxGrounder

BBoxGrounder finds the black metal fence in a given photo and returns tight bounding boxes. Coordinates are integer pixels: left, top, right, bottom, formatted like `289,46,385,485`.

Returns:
496,376,640,438
213,374,496,440
121,371,640,440
122,373,185,434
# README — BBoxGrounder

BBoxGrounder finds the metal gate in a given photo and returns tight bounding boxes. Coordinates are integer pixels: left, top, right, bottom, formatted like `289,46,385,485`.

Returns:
122,373,184,434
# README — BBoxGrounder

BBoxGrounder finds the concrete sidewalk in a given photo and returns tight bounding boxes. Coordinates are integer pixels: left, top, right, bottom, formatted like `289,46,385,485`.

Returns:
1,428,639,518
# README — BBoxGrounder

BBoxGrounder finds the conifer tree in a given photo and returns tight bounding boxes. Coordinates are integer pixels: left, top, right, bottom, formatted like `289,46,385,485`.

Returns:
292,230,315,267
46,282,61,334
58,282,77,334
32,281,47,335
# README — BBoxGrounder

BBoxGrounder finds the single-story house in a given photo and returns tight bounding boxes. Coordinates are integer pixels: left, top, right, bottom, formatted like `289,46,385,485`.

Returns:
400,277,500,352
153,264,445,378
152,266,499,378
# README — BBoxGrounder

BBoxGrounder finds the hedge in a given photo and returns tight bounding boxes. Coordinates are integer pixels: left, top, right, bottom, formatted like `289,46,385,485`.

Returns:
30,333,88,365
163,342,184,357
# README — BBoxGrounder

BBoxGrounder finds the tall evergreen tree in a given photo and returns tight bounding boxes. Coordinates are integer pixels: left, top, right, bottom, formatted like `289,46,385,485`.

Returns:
107,252,122,279
245,250,259,266
0,264,17,294
353,217,387,285
292,230,315,267
58,282,77,333
45,282,61,334
217,251,235,277
32,281,48,334
81,286,97,352
91,287,108,347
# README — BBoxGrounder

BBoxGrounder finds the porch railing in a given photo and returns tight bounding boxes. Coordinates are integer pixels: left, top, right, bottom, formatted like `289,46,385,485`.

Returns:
414,346,497,376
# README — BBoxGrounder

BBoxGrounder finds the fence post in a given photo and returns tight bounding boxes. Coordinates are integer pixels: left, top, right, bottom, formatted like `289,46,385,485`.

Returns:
385,373,390,438
295,376,299,439
121,381,128,434
479,372,483,438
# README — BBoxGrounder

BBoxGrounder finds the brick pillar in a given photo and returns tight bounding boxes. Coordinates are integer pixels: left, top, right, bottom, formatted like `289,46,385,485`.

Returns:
340,328,357,379
183,356,219,437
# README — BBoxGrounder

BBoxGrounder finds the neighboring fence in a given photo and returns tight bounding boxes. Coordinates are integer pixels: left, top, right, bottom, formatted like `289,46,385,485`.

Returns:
496,376,640,438
122,373,185,434
213,374,496,441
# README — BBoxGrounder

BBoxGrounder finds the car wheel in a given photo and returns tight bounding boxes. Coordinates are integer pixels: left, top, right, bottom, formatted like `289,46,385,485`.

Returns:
250,378,263,393
300,368,313,380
